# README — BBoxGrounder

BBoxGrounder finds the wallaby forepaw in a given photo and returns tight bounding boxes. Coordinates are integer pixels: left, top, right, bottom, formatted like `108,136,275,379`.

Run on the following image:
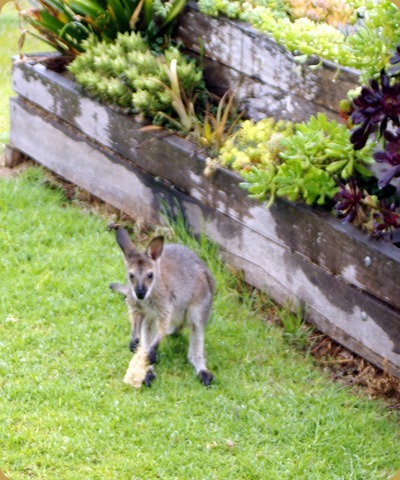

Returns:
109,282,129,298
147,348,158,365
129,338,139,353
198,370,214,387
143,368,156,387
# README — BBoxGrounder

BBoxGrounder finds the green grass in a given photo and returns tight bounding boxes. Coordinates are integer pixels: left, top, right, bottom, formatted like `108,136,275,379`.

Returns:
0,6,399,479
0,4,51,153
0,167,399,479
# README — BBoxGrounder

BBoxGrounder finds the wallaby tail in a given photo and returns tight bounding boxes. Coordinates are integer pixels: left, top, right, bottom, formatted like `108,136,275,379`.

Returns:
204,268,215,297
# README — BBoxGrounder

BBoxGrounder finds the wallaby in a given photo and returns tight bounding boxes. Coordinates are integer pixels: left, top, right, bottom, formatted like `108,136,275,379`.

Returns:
110,227,214,387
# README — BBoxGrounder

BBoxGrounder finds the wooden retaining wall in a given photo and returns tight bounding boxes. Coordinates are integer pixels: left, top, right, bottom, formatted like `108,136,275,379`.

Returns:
9,59,400,378
175,2,360,123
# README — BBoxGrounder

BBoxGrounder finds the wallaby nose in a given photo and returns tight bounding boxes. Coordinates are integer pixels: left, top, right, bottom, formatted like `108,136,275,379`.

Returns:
136,286,146,300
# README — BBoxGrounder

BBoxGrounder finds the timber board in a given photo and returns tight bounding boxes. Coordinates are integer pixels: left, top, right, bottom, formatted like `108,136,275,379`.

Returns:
9,96,400,377
175,3,359,122
11,60,400,313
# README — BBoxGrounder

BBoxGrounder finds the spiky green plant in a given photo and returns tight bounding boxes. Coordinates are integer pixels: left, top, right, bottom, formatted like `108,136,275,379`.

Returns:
68,31,205,129
16,0,188,56
192,90,244,157
152,57,199,132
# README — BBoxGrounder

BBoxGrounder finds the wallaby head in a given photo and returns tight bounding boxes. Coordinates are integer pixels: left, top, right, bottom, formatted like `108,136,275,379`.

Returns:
116,227,164,301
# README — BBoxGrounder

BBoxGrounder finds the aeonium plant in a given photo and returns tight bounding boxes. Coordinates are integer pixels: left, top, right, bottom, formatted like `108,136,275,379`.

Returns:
350,46,400,188
338,45,400,242
334,178,400,241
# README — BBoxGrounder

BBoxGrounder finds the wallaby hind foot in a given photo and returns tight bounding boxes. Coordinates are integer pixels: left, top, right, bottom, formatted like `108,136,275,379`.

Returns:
198,370,214,387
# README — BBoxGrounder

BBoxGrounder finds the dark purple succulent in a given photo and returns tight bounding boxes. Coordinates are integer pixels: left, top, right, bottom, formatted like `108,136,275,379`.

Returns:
334,178,363,223
390,45,400,65
350,70,400,150
373,128,400,189
372,202,400,237
389,44,400,76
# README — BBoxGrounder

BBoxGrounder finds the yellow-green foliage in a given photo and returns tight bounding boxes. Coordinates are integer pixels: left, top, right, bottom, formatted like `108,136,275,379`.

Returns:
286,0,354,26
198,0,400,81
218,113,374,207
218,118,294,170
68,31,204,128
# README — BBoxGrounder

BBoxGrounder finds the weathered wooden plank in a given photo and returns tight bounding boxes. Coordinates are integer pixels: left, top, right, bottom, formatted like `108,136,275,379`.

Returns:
221,251,400,379
268,202,400,311
9,96,400,378
11,59,207,193
197,55,336,122
175,3,359,122
11,60,400,314
9,98,158,223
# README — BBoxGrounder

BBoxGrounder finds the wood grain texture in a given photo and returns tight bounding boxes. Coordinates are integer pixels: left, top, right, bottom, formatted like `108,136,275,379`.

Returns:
175,2,359,122
9,90,400,378
12,61,400,312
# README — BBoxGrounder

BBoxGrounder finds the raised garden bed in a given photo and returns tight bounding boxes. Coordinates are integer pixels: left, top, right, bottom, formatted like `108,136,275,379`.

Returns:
175,2,359,123
8,8,400,379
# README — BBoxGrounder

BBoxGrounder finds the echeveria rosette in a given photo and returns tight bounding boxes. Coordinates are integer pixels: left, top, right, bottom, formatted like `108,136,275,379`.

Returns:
373,128,400,189
372,202,400,238
334,178,400,238
350,70,400,150
334,178,364,224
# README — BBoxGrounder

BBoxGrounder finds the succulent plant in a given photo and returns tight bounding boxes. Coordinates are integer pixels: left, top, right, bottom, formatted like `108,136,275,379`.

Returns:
350,70,400,151
231,113,374,206
374,129,400,189
68,32,205,129
218,118,294,170
286,0,354,26
197,0,400,81
334,178,400,238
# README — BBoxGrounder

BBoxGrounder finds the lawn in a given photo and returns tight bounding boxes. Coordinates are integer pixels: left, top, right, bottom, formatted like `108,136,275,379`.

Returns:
0,167,399,479
0,5,399,480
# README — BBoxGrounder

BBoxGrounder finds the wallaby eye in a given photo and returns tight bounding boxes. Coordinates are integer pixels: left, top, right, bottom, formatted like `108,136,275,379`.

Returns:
129,272,135,280
147,272,153,280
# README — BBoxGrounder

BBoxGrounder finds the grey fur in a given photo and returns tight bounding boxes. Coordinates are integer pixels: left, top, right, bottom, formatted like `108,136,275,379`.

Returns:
111,227,214,387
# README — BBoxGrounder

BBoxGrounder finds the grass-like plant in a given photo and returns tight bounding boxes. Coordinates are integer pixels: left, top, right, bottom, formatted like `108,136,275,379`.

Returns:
153,57,199,133
0,166,399,479
278,302,313,350
16,0,188,56
192,90,244,157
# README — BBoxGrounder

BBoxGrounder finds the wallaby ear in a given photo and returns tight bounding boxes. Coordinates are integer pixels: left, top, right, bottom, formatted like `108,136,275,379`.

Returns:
116,228,136,257
146,235,164,261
